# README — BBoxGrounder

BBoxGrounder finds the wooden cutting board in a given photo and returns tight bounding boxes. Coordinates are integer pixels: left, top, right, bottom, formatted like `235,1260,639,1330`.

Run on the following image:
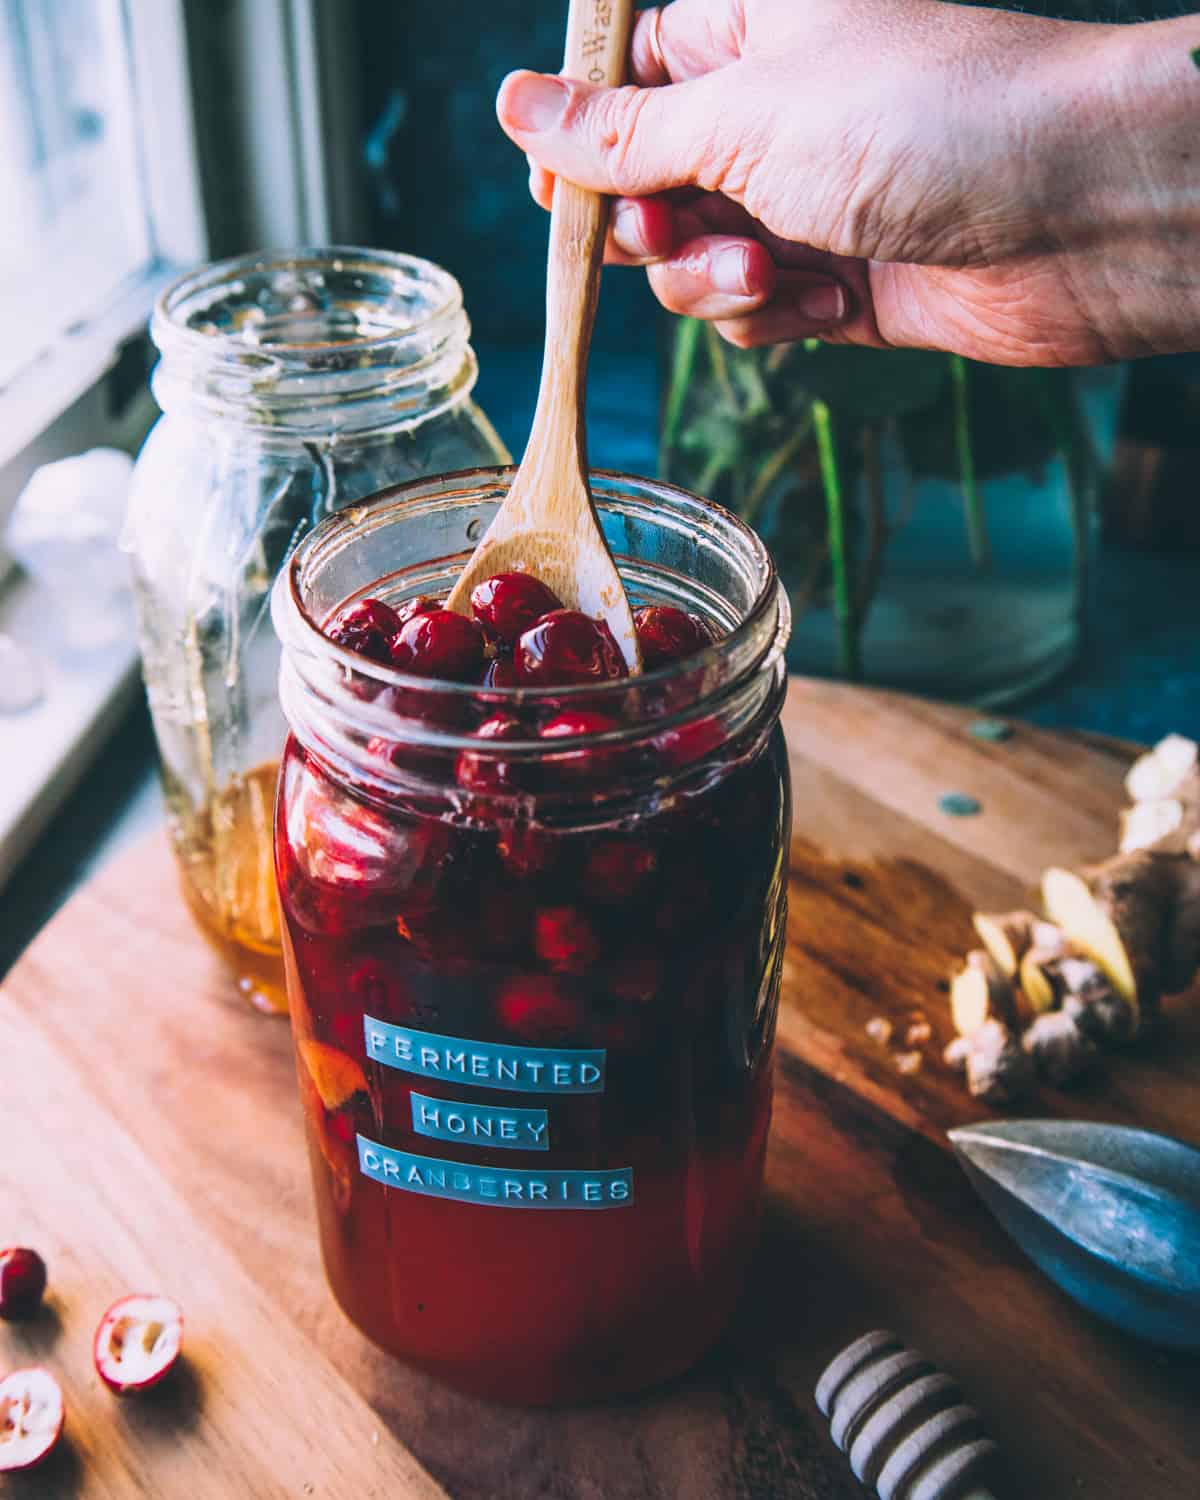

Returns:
2,679,1197,1500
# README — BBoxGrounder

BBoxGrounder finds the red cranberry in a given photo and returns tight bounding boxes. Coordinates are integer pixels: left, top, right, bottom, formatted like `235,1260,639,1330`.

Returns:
534,905,601,972
539,709,620,782
471,573,563,645
347,957,412,1023
456,713,524,797
516,610,627,686
0,1248,47,1320
608,954,664,1005
655,866,714,936
483,656,522,689
325,597,403,664
395,595,442,627
496,821,558,879
496,975,585,1043
652,715,725,770
391,608,484,681
634,605,713,669
477,883,534,957
581,838,658,904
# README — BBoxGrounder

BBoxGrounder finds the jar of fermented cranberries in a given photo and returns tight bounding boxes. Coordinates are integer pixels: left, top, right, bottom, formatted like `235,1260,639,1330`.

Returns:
124,250,509,1014
271,467,791,1405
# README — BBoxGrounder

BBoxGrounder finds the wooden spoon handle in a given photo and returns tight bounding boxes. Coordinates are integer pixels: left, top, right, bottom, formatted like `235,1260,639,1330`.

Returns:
527,0,636,466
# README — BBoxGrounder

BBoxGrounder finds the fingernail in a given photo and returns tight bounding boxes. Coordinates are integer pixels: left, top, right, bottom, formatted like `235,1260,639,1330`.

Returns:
710,245,751,296
612,203,648,258
796,281,847,323
503,73,569,133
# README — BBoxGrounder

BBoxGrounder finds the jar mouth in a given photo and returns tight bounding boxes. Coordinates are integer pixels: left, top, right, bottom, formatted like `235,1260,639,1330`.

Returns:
272,465,790,758
151,248,475,431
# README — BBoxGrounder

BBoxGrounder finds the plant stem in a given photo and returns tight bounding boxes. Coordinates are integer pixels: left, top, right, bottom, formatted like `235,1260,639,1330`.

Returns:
857,423,888,618
812,399,861,680
950,354,991,572
704,322,739,411
659,316,701,476
1040,368,1098,639
741,416,813,529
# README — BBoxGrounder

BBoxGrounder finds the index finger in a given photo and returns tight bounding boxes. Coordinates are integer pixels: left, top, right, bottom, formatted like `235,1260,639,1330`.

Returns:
628,0,745,87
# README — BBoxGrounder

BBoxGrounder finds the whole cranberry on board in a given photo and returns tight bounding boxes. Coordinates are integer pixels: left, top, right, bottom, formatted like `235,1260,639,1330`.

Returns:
515,610,627,686
93,1294,184,1395
0,1247,47,1319
325,598,403,664
391,607,484,681
470,572,563,645
0,1368,63,1472
633,605,713,670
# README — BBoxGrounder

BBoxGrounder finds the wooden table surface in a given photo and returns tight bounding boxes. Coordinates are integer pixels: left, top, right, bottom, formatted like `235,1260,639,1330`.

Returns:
2,679,1198,1499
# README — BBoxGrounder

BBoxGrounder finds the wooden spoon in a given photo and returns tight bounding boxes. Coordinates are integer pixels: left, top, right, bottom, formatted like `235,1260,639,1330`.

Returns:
445,0,642,673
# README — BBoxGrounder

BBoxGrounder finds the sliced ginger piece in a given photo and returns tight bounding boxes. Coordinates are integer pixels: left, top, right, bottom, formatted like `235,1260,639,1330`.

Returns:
298,1040,368,1111
1124,734,1199,804
971,910,1037,979
1119,798,1196,856
950,950,1016,1036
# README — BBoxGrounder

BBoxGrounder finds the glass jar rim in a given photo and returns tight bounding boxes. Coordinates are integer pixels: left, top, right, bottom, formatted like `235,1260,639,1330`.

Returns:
272,465,790,756
152,247,466,367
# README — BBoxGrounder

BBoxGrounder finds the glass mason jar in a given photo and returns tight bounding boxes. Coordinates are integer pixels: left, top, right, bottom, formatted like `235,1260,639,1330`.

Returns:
270,468,792,1405
124,249,510,1014
660,321,1124,706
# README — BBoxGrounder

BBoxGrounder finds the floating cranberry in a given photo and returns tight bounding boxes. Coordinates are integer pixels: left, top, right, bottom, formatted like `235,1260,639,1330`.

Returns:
456,713,524,797
0,1248,46,1320
477,883,534,957
471,573,563,645
496,975,585,1043
535,905,601,972
581,838,658,904
634,605,713,670
395,594,442,627
0,1367,63,1471
539,708,620,782
496,821,558,879
607,954,664,1005
391,608,484,681
483,656,522,689
653,715,725,770
325,597,403,664
516,610,627,686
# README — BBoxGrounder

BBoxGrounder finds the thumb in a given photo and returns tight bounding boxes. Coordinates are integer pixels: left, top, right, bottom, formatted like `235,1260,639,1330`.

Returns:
496,69,729,200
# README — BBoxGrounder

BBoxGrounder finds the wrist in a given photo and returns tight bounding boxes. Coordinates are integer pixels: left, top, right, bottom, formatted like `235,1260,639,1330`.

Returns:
1039,18,1200,358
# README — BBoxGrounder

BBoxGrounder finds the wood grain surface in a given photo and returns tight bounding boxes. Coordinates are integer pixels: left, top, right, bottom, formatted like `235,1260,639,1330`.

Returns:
2,679,1197,1499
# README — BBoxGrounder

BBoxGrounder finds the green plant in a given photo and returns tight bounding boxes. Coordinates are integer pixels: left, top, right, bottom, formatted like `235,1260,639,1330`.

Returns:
659,323,1099,679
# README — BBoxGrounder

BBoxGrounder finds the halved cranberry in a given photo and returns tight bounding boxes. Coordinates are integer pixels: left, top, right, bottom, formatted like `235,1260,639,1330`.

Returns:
516,610,627,686
483,656,521,689
0,1248,47,1320
456,713,524,797
496,975,585,1043
93,1294,184,1395
652,714,725,770
471,573,563,645
534,905,601,972
0,1368,63,1471
391,608,484,682
634,605,713,669
325,597,403,663
581,838,658,904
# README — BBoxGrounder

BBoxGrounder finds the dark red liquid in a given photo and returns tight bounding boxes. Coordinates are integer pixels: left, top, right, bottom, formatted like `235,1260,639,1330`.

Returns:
276,716,788,1404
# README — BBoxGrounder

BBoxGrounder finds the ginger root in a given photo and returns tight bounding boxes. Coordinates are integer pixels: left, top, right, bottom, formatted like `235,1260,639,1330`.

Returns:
950,950,1017,1036
963,1019,1034,1105
1022,1009,1098,1086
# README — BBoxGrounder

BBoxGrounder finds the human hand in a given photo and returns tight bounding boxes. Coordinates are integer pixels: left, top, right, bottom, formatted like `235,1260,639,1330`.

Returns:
497,0,1200,366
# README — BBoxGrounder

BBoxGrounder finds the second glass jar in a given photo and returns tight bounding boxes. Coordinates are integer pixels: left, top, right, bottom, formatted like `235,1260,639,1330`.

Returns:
124,249,510,1013
271,468,792,1404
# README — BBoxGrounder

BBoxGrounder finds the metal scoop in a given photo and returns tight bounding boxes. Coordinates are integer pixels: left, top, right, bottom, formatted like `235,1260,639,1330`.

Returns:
949,1118,1200,1349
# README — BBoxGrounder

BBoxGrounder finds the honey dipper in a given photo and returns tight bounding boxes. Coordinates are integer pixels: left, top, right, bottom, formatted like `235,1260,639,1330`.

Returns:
815,1330,1002,1500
